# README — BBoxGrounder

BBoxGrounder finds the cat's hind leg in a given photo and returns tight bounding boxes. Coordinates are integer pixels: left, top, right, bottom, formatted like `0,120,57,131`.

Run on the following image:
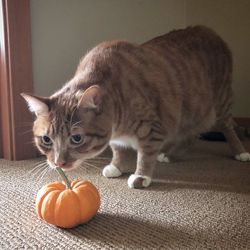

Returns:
157,153,170,163
220,117,250,161
157,141,174,163
157,137,195,163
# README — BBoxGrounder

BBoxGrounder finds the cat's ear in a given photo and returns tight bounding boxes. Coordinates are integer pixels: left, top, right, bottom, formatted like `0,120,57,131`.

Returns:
21,93,50,116
78,85,103,110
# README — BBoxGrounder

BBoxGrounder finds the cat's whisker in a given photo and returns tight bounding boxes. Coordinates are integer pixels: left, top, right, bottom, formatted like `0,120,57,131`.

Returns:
35,167,47,181
86,159,110,163
25,167,47,184
35,165,51,184
92,156,111,160
47,168,56,178
37,167,52,184
21,161,47,178
71,120,84,129
16,122,33,127
33,159,47,166
84,161,107,168
18,121,33,125
71,126,82,130
29,162,47,172
28,164,48,179
24,140,36,145
85,158,110,164
86,155,111,161
19,129,33,135
82,161,102,170
32,160,47,169
69,106,79,127
29,160,48,172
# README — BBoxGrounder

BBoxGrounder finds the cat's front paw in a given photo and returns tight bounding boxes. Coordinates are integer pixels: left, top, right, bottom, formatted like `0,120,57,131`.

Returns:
235,152,250,162
102,164,122,178
128,174,152,189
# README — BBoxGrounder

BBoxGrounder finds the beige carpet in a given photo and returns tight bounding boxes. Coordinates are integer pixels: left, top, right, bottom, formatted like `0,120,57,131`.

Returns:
0,140,250,249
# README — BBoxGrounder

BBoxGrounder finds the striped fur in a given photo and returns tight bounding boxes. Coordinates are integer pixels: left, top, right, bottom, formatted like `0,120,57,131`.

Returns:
23,26,249,188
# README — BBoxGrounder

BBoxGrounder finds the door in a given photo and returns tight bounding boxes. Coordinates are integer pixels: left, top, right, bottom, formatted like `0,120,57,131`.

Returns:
0,0,37,160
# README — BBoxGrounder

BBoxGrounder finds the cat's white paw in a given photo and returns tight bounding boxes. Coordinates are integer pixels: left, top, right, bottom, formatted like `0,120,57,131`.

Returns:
157,153,170,163
128,174,152,189
235,152,250,162
102,164,122,178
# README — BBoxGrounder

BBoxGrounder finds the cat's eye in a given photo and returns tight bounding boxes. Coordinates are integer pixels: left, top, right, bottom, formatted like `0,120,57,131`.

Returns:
71,134,83,144
41,135,53,146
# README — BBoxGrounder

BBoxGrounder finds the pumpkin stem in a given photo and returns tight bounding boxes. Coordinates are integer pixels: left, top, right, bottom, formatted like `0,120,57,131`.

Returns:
55,167,72,190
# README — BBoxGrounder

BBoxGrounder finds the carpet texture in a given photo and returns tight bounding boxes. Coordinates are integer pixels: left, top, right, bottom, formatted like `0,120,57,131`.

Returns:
0,140,250,249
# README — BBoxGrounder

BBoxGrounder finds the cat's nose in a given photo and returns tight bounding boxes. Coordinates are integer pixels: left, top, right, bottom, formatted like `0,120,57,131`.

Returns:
54,160,66,168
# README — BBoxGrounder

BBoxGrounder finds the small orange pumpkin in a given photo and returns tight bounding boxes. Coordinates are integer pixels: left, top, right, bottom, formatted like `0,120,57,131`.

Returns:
36,168,100,228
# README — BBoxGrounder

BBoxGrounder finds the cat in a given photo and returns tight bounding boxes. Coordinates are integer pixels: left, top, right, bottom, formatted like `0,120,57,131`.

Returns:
22,25,250,189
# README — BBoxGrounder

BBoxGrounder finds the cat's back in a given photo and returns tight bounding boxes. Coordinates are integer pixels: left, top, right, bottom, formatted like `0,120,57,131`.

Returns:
142,25,232,93
141,26,233,132
142,25,231,58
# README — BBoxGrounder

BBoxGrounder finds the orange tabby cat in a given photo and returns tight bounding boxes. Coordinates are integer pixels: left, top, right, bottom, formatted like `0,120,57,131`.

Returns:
22,26,250,188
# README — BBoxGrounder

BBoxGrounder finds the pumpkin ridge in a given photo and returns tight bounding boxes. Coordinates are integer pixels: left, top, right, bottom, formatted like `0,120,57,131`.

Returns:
70,180,76,188
71,180,80,188
70,190,84,226
36,186,63,218
41,190,61,224
73,188,95,223
72,180,89,189
54,190,81,228
46,182,65,190
78,184,100,206
86,186,101,212
74,185,100,222
72,189,87,225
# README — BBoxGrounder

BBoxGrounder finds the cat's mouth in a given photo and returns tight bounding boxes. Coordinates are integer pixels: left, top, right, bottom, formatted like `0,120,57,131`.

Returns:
47,160,78,172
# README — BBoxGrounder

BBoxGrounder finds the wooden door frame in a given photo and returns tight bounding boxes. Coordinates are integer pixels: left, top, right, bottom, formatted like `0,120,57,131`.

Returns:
0,0,37,160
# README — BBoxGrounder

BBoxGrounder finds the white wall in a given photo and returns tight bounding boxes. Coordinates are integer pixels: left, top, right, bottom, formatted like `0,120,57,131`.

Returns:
30,0,186,96
30,0,250,116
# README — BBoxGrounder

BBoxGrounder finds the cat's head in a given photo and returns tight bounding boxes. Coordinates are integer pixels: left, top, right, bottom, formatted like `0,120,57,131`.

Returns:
21,85,112,170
